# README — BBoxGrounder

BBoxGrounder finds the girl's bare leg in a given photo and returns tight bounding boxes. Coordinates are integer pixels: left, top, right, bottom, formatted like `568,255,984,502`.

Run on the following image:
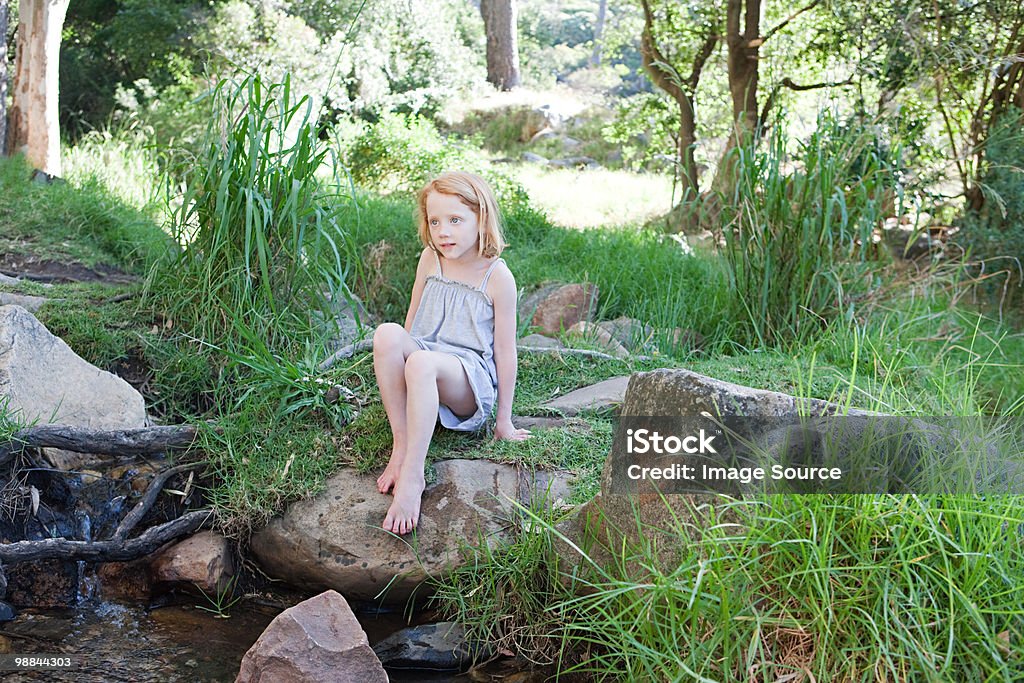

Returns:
383,350,476,535
372,323,421,494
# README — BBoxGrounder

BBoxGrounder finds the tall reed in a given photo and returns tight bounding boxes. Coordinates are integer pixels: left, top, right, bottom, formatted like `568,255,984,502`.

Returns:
722,115,896,347
150,73,355,352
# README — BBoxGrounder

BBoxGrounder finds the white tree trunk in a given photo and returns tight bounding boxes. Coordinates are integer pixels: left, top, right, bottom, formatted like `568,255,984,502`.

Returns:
8,0,68,175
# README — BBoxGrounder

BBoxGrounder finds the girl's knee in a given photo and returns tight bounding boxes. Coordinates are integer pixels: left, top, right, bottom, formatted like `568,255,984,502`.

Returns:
404,350,438,382
373,322,406,351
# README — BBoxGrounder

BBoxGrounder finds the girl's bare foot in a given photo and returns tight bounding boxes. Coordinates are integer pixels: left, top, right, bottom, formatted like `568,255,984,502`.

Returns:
377,451,405,494
382,474,426,535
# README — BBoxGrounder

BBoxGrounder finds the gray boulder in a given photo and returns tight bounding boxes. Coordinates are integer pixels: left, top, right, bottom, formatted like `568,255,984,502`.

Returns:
0,305,147,470
566,321,629,358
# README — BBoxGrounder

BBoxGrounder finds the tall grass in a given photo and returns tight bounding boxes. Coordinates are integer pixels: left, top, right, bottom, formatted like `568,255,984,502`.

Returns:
722,116,896,347
434,492,1024,681
148,73,356,352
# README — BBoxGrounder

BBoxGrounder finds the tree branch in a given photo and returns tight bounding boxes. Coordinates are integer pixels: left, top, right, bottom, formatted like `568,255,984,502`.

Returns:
760,0,822,44
639,0,686,103
113,462,207,541
688,34,720,91
760,76,855,130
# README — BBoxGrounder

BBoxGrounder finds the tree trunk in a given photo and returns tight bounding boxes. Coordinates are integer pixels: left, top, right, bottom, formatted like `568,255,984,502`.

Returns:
712,0,761,198
590,0,608,67
1,0,7,154
480,0,521,90
6,0,68,175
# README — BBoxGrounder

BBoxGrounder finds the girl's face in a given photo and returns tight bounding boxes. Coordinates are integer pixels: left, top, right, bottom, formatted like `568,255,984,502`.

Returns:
425,191,481,261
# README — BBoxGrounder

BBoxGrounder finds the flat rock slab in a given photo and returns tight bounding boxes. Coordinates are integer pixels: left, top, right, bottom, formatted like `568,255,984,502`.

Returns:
539,376,630,416
251,459,574,603
512,416,566,431
0,293,48,312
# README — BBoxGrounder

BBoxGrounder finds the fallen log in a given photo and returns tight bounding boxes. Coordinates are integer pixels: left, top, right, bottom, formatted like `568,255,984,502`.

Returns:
0,509,214,564
0,424,205,465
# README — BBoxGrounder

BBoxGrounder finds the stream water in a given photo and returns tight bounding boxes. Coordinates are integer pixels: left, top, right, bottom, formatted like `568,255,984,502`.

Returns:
0,593,545,682
0,457,547,680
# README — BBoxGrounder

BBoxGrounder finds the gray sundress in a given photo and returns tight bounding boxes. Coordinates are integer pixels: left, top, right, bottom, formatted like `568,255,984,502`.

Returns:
409,251,503,432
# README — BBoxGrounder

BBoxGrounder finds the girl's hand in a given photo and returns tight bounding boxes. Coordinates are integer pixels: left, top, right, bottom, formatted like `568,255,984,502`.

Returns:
494,419,531,441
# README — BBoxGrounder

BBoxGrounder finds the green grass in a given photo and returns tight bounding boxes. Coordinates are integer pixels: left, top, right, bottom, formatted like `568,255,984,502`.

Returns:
0,153,170,272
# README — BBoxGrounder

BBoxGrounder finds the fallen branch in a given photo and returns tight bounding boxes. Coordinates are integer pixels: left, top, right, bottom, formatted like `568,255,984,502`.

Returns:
318,338,374,371
516,345,651,363
0,509,214,564
113,462,206,541
0,424,206,465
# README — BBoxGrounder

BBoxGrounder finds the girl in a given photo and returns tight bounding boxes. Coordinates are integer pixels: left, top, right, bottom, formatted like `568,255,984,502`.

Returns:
373,171,530,535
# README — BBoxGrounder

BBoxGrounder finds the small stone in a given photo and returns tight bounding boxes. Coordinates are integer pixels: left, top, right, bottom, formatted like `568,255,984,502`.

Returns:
151,531,233,594
373,621,486,671
566,321,630,358
0,293,48,312
517,333,565,349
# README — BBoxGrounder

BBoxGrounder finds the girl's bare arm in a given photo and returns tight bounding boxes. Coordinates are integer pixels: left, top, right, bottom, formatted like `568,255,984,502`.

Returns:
404,248,434,331
489,263,530,441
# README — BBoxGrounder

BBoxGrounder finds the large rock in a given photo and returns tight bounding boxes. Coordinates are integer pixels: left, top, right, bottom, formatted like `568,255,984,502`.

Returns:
251,460,573,603
557,369,872,573
0,305,147,469
151,531,234,594
559,369,1018,575
236,590,387,683
520,284,598,337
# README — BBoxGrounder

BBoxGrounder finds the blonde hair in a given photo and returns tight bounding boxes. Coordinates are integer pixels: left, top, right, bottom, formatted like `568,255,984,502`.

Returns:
417,171,506,259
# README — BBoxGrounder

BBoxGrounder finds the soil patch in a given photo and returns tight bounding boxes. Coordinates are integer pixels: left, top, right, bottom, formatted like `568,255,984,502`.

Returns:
0,253,138,284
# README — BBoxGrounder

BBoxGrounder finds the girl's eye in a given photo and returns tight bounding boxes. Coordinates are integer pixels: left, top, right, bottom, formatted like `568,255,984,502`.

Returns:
451,217,460,224
430,219,438,226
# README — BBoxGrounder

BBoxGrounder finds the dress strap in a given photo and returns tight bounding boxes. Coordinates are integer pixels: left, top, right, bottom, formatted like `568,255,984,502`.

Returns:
432,249,443,277
478,258,504,291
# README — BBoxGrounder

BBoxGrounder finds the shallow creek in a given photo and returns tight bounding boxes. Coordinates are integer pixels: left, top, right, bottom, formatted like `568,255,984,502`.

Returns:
0,595,543,682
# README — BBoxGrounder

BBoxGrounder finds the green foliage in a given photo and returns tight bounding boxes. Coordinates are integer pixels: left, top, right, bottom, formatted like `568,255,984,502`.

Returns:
149,73,356,352
721,115,896,347
60,0,209,138
343,113,480,193
286,0,484,115
956,110,1024,307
